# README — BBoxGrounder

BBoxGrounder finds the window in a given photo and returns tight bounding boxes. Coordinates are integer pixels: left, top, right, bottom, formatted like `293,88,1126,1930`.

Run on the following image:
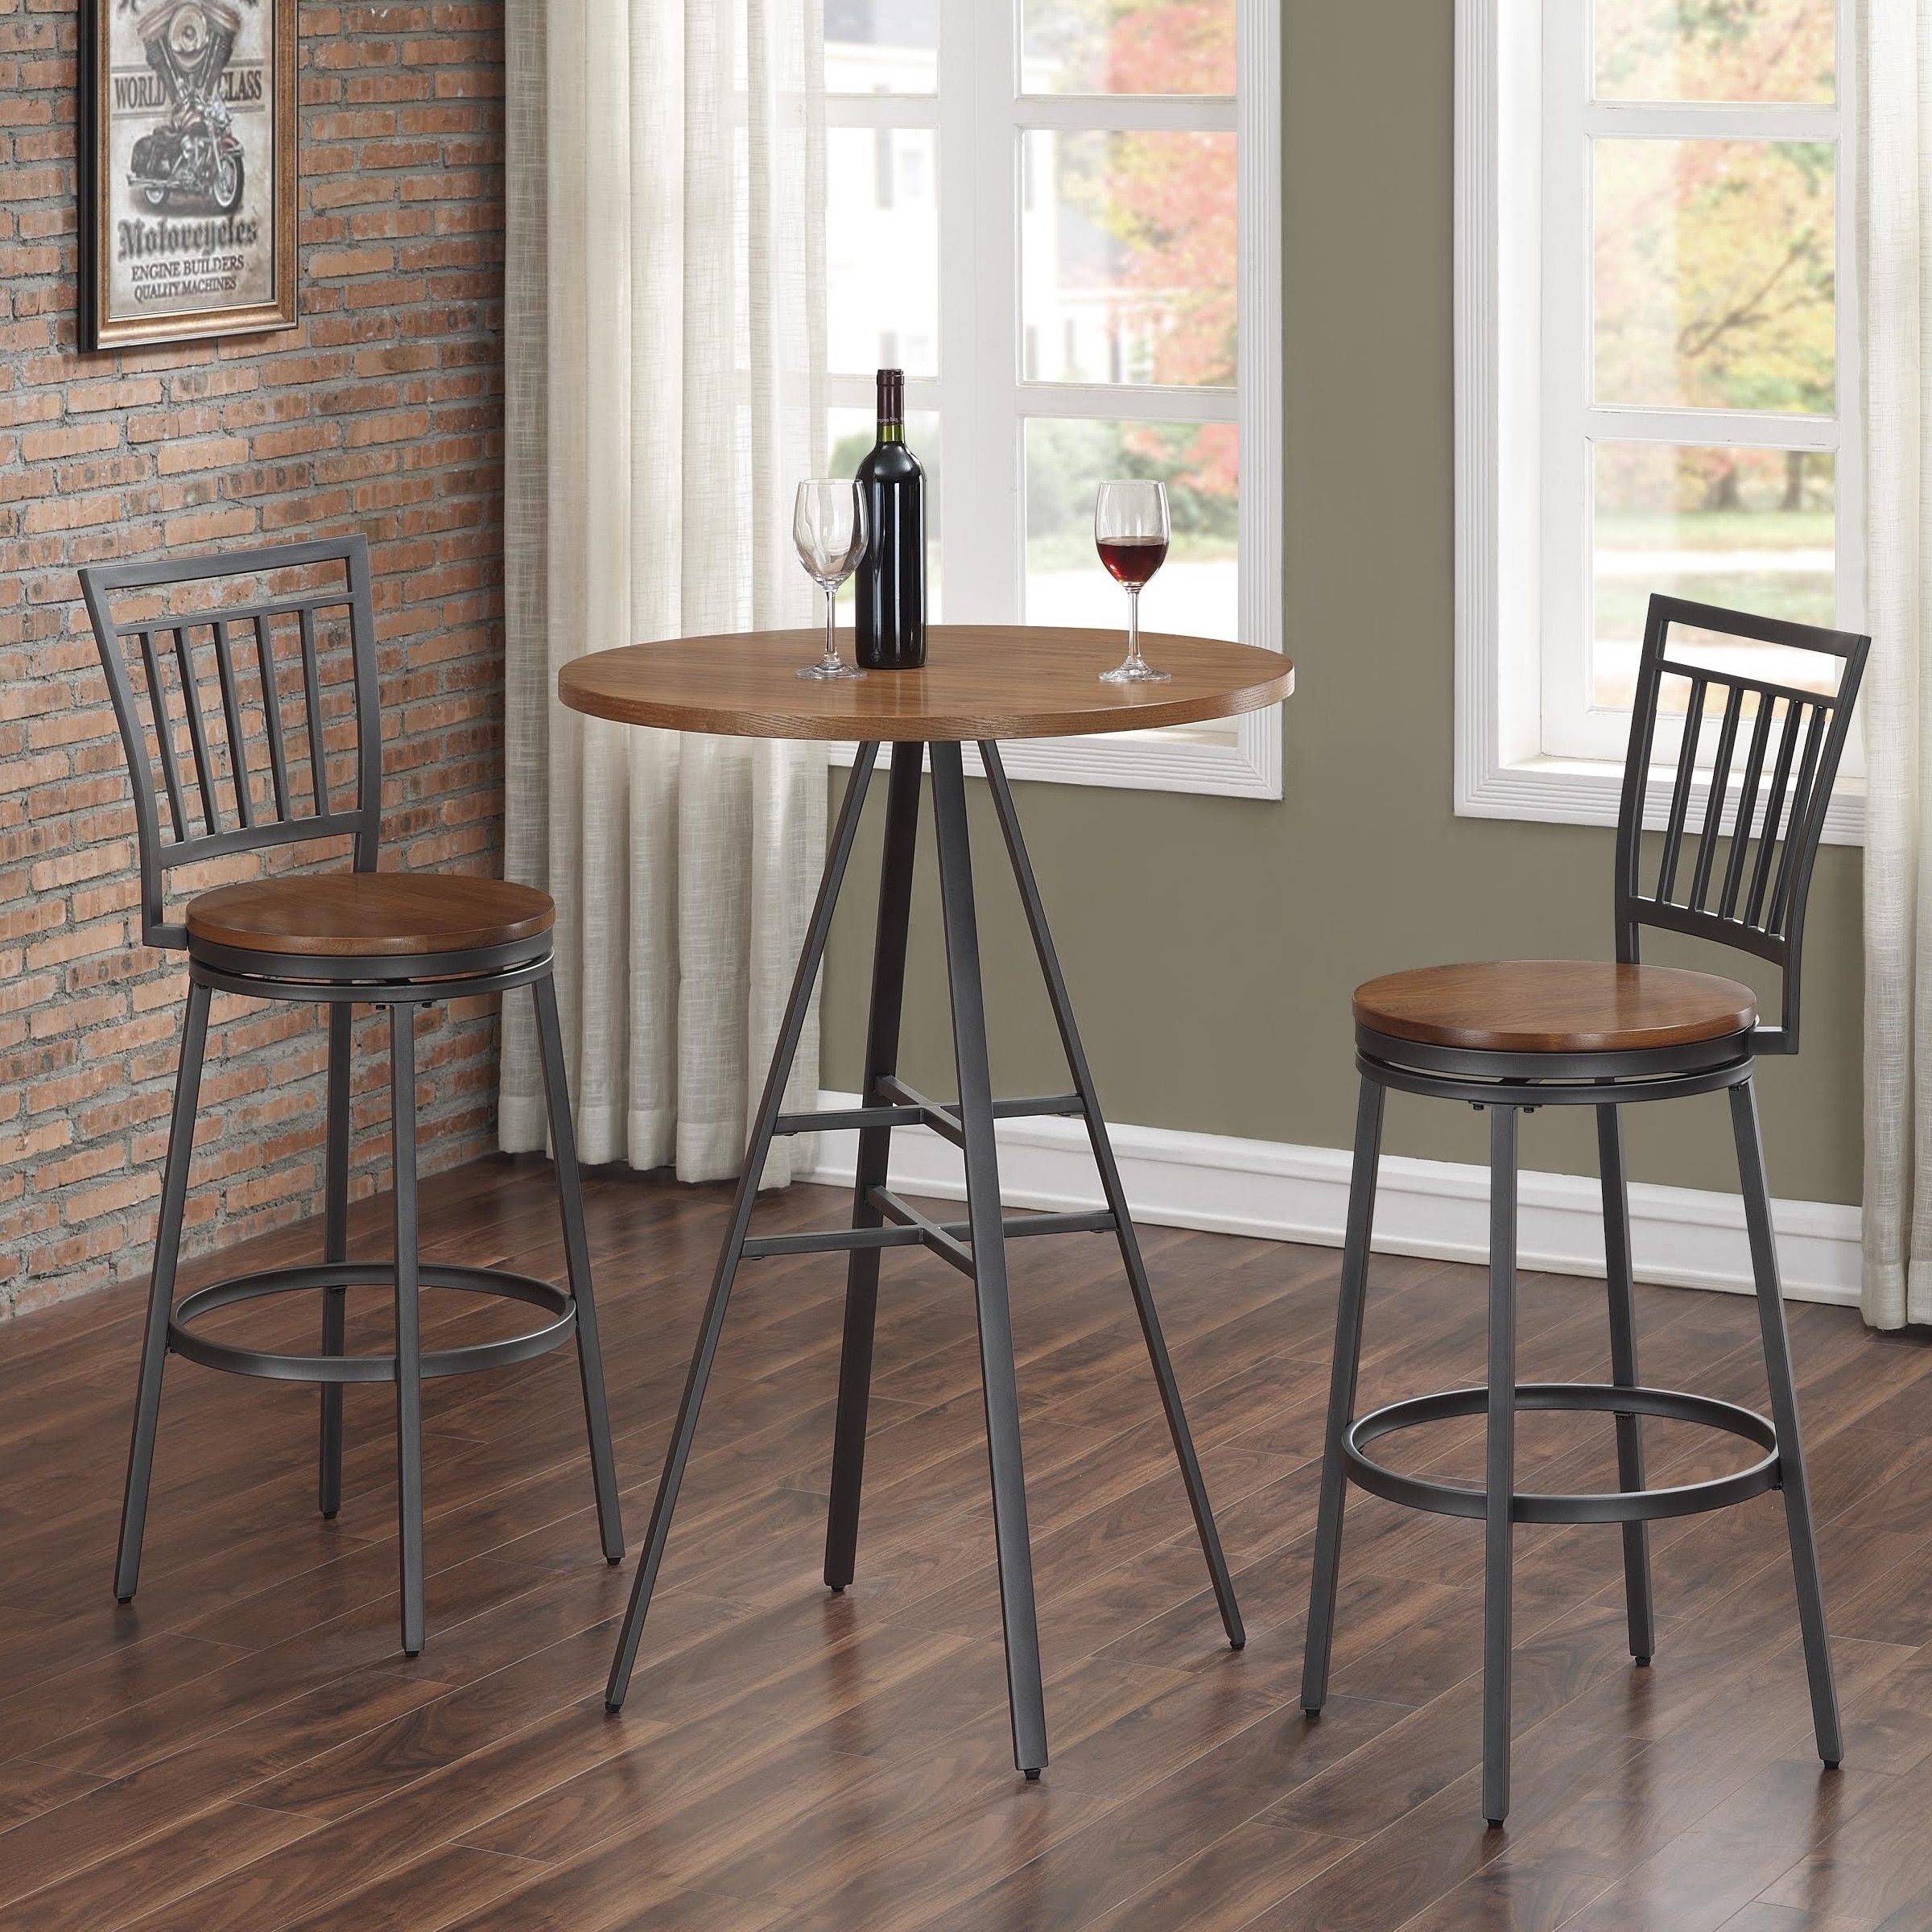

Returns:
1456,0,1863,840
823,0,1282,796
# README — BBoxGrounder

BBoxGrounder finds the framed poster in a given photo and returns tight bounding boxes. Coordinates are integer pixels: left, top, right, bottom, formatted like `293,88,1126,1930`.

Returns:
79,0,298,350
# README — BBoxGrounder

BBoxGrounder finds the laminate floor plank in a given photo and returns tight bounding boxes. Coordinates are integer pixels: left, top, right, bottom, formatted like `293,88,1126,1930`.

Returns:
0,1162,1924,1932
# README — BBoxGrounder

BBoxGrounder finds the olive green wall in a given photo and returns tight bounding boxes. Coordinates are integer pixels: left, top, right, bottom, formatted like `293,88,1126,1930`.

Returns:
819,0,1864,1208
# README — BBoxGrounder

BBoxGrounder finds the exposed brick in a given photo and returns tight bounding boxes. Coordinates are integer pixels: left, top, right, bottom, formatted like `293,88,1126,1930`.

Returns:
1,7,507,1317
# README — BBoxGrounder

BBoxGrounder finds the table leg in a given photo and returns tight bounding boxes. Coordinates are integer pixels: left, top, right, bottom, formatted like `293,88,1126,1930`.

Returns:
931,741,1050,1777
979,741,1245,1651
825,741,924,1591
605,741,881,1712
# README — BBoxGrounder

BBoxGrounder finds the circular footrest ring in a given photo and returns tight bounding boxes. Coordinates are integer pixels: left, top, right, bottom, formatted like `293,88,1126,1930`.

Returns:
168,1262,576,1384
1343,1382,1779,1525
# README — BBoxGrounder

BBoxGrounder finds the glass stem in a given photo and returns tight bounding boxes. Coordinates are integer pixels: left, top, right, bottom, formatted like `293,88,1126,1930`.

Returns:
824,583,838,667
1126,585,1141,667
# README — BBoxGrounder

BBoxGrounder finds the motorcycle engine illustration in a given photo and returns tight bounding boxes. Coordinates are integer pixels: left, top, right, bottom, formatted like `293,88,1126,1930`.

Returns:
125,0,249,217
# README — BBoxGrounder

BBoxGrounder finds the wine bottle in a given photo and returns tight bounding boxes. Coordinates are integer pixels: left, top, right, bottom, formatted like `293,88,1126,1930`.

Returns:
853,368,926,671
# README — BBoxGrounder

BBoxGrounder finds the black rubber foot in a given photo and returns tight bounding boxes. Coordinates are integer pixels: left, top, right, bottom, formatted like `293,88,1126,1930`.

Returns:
1302,1706,1320,1719
1487,1818,1505,1831
1023,1769,1042,1782
607,1556,622,1567
1824,1758,1842,1770
1229,1637,1246,1651
115,1596,133,1606
404,1649,420,1660
605,1699,622,1715
1634,1655,1651,1667
829,1584,846,1594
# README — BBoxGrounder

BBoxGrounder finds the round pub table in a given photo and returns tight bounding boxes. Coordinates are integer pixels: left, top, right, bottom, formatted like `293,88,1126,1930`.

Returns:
561,624,1295,1777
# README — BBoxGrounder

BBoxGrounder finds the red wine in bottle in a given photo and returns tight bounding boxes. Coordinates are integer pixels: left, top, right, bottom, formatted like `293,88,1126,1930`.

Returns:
1096,536,1169,587
854,368,926,671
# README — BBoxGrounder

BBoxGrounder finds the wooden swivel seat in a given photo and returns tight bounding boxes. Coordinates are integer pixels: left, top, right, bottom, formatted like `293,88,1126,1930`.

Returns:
79,536,623,1656
1300,594,1869,1826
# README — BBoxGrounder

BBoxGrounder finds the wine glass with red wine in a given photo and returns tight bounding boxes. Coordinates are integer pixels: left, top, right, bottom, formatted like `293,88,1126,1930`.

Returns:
794,480,869,680
1094,479,1172,684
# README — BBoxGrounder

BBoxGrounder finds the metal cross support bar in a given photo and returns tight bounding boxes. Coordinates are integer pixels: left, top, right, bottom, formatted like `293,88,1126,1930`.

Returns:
773,1090,1084,1143
603,738,1245,1775
741,1201,1117,1265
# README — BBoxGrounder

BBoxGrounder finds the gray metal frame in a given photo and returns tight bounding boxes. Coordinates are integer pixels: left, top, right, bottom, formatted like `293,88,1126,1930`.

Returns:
1302,593,1868,1827
603,738,1243,1776
80,538,623,1657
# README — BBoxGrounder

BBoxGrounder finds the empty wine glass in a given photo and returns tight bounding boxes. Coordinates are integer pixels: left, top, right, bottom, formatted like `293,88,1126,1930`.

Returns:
1094,479,1172,684
794,480,869,680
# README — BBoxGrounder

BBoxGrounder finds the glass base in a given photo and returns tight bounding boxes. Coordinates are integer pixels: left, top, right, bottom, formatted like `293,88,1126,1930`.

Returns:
798,658,866,681
1099,657,1171,684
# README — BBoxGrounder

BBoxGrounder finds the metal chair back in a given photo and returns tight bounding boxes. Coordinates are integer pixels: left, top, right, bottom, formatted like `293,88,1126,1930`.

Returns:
1612,592,1869,1054
79,535,382,949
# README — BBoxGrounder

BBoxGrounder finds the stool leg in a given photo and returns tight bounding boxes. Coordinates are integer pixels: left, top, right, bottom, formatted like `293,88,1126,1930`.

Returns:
390,1004,426,1657
826,740,922,1592
1596,1102,1654,1663
1482,1101,1520,1829
979,741,1242,1649
319,1002,351,1520
1729,1077,1842,1766
1302,1075,1385,1711
115,979,212,1604
605,743,880,1712
531,970,624,1563
931,740,1048,1778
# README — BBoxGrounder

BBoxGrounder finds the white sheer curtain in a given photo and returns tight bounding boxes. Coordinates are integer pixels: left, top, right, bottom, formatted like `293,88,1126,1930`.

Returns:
1861,0,1932,1327
500,0,828,1183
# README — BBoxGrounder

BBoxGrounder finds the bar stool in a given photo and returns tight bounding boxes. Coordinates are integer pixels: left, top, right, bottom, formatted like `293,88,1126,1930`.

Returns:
80,535,623,1656
1300,593,1868,1826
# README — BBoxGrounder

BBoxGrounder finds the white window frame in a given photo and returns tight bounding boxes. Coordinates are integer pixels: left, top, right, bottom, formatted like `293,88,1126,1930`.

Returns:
1454,0,1865,844
826,0,1284,799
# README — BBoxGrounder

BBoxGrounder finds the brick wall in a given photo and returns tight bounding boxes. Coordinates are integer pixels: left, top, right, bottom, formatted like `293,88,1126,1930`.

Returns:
0,2,508,1317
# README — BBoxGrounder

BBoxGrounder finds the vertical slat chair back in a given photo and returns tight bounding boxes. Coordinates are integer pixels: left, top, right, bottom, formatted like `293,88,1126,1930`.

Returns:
79,536,382,950
1612,592,1869,1055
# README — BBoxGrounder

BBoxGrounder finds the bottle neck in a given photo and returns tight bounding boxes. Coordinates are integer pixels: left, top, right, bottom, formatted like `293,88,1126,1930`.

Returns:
877,420,904,445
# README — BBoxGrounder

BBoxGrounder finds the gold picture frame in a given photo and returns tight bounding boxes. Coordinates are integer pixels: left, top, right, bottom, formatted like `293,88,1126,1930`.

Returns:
79,0,298,351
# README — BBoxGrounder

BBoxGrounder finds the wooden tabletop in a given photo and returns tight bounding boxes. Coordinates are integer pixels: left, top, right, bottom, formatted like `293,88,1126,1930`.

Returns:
556,625,1294,741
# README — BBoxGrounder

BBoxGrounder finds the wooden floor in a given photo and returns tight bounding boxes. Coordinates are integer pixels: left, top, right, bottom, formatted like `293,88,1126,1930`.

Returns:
4,1159,1932,1931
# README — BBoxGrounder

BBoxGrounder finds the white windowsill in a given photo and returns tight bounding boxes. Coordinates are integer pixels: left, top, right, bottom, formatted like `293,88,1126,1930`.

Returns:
1458,750,1866,847
826,704,1283,799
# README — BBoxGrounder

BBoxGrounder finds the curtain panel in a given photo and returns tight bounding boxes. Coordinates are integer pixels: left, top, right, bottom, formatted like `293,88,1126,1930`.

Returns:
1862,0,1932,1326
501,0,828,1184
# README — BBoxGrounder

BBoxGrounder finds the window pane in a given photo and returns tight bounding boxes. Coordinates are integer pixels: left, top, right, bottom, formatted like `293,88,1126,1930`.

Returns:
828,128,939,379
1022,0,1236,95
1594,140,1835,414
826,0,936,93
1594,0,1834,104
1592,441,1835,712
1025,418,1237,639
1021,130,1236,388
829,407,943,618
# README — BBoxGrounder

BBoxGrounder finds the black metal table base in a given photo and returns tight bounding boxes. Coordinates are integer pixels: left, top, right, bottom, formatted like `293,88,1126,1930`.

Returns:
603,739,1245,1775
1300,1037,1842,1828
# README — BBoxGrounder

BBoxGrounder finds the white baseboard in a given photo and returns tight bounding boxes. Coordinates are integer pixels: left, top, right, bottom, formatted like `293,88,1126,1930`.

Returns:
803,1091,1863,1307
